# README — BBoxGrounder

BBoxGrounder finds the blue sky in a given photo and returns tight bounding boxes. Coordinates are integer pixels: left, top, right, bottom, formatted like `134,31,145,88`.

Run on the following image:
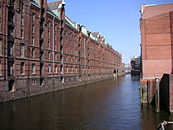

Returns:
48,0,173,63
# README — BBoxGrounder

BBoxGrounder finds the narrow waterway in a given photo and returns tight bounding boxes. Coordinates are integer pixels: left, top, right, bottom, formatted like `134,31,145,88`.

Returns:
0,74,173,130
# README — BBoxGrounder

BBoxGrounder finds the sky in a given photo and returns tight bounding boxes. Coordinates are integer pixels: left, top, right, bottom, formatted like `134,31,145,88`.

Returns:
48,0,173,64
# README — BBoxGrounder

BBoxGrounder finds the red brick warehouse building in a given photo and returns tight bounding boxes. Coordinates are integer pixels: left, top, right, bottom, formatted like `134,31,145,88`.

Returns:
0,0,122,102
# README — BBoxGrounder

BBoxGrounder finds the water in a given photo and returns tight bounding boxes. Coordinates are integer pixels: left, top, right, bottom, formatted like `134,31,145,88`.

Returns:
0,74,173,130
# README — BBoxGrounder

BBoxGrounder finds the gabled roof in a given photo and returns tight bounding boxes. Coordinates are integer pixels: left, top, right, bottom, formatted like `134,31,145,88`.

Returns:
47,1,61,10
92,32,100,38
65,16,78,29
141,3,173,19
81,26,89,36
52,10,60,18
90,34,97,41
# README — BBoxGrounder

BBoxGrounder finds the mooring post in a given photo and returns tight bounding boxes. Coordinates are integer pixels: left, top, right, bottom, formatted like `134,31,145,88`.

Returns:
140,80,148,104
155,77,160,112
140,84,143,104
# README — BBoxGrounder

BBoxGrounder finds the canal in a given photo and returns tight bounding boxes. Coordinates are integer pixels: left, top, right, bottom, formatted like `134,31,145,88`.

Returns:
0,74,173,130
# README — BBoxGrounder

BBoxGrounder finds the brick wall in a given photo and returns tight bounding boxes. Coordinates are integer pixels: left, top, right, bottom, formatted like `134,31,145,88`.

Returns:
141,12,173,78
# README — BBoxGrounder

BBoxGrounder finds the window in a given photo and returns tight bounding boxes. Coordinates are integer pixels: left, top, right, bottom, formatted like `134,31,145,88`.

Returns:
32,25,35,34
21,16,24,38
76,67,78,73
66,66,69,73
32,79,36,85
48,32,51,49
20,44,25,57
48,64,51,73
32,37,35,45
8,62,13,76
55,65,57,73
0,61,2,76
21,62,24,75
21,16,24,26
55,33,57,42
48,52,50,59
21,29,24,38
48,22,51,28
0,40,2,55
71,66,73,73
32,48,35,58
32,63,35,74
0,7,2,32
48,31,51,39
32,13,35,22
55,53,57,60
8,43,13,56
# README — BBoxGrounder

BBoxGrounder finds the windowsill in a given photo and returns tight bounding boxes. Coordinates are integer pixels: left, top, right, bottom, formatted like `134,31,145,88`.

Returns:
32,73,36,75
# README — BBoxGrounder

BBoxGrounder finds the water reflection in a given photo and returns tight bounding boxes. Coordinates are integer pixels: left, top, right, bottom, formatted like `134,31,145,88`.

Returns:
0,74,172,130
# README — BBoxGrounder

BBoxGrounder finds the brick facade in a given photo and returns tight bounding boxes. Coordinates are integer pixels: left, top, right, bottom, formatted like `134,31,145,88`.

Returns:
0,0,122,102
140,4,173,79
